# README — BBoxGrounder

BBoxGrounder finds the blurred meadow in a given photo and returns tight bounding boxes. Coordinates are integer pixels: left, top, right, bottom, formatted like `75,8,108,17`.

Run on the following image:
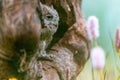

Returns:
77,0,120,80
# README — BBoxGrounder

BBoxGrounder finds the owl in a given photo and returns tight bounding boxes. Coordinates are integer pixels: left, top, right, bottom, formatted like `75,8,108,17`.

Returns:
24,2,59,80
38,2,59,54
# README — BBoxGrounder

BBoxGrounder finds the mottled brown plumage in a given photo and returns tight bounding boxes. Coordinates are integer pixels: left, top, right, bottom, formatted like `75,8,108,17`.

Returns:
24,2,59,80
38,2,59,51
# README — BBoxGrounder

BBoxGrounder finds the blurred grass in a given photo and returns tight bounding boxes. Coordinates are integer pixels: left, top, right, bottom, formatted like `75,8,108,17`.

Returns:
77,0,120,80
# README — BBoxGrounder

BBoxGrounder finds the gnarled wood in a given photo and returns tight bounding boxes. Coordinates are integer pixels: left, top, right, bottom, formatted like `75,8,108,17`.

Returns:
36,0,90,80
0,0,90,80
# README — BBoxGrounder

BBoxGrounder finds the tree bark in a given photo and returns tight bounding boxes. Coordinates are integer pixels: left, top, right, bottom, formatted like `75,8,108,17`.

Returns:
37,0,91,79
0,0,90,80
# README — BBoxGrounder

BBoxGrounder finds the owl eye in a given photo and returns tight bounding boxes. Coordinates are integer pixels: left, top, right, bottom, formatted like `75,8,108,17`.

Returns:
46,15,53,20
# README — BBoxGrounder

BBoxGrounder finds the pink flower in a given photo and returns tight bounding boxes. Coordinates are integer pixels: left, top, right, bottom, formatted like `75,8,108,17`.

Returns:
87,16,100,41
115,27,120,52
90,46,105,69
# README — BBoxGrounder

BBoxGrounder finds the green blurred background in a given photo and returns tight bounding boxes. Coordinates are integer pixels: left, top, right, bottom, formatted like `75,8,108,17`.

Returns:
77,0,120,80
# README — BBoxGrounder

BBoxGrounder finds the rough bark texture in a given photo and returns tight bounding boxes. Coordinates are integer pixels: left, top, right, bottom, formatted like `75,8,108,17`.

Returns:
0,0,90,80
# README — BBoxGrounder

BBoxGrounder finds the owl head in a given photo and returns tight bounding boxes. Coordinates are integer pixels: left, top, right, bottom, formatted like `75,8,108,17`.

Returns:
38,2,59,35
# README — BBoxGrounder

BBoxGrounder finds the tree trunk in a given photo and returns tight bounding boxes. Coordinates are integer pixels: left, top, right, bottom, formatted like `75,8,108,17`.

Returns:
0,0,90,80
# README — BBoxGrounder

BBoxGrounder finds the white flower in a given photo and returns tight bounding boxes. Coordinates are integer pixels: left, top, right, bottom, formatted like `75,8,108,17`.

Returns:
87,16,100,41
90,46,105,69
